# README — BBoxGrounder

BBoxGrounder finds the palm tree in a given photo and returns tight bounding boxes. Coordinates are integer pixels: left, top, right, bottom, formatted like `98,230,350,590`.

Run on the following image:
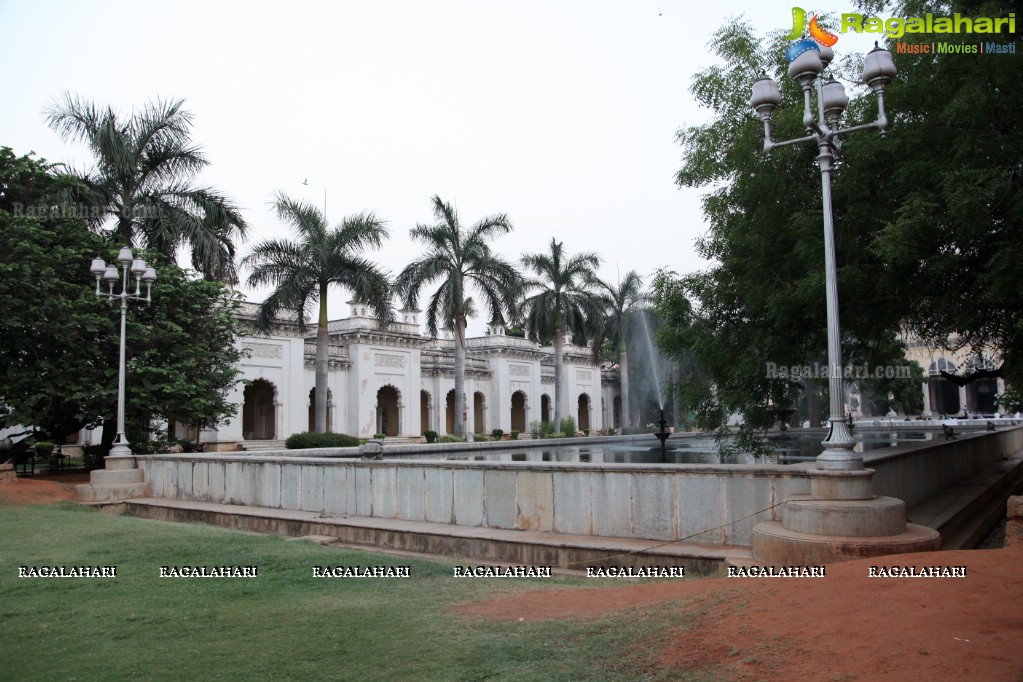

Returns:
242,193,392,433
588,271,644,429
519,238,602,428
395,195,521,437
45,93,247,281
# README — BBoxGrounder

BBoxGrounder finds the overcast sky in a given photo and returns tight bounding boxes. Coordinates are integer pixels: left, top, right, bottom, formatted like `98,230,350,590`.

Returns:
0,0,881,335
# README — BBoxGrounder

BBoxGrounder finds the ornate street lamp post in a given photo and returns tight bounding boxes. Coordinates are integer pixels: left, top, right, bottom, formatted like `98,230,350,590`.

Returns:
750,42,896,471
90,246,157,459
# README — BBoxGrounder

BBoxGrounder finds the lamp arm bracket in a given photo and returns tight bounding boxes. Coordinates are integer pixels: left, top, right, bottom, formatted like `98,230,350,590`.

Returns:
833,120,884,136
766,134,817,151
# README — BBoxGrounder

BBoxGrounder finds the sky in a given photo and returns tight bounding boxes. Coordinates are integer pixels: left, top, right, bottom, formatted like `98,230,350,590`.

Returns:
0,0,882,336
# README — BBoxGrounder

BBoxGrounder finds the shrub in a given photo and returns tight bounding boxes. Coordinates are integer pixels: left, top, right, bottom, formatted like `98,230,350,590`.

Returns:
33,441,55,457
491,429,504,440
510,430,519,440
82,445,106,470
437,434,464,443
373,433,386,440
424,430,438,443
473,434,489,442
528,420,543,439
285,431,360,449
540,421,556,437
559,416,576,437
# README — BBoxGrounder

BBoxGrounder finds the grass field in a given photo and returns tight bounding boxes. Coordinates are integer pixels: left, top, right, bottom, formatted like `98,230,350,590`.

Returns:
0,502,707,681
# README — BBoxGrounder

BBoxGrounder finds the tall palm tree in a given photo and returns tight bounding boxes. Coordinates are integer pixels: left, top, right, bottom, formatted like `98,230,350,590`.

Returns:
395,195,521,437
242,193,392,433
45,93,247,281
519,238,602,427
588,270,644,429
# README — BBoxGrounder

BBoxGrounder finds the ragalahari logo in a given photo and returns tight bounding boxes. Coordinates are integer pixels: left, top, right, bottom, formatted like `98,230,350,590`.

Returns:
784,7,839,63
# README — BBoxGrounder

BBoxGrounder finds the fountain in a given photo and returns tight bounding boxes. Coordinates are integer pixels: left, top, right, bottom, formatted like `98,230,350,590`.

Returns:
654,410,670,449
637,311,665,411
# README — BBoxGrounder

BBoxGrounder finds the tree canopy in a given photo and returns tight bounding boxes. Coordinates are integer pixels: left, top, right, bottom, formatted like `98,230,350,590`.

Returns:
863,0,1023,386
44,94,248,282
0,147,244,448
655,2,1001,431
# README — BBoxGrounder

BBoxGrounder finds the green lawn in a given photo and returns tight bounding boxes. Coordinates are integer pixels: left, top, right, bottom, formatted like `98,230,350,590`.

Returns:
0,502,710,681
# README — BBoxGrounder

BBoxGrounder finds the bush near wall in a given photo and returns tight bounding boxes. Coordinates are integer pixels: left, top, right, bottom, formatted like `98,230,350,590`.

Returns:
285,432,360,449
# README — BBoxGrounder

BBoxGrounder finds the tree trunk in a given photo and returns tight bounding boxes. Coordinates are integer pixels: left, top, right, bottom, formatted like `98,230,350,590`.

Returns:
554,326,564,427
672,362,680,429
619,345,630,428
314,286,329,433
454,316,467,437
100,415,117,457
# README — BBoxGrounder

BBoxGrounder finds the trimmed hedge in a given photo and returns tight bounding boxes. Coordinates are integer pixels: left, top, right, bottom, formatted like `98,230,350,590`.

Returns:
285,431,361,449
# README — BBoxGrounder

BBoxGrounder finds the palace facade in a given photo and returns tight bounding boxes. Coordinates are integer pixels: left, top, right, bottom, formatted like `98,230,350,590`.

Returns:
200,301,622,449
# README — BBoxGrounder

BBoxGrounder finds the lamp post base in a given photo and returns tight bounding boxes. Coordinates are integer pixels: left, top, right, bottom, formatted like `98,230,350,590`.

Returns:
816,419,861,470
752,467,940,564
75,454,149,502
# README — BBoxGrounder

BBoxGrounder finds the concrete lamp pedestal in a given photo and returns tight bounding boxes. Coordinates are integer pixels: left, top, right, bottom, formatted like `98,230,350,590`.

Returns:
76,455,150,503
752,468,941,565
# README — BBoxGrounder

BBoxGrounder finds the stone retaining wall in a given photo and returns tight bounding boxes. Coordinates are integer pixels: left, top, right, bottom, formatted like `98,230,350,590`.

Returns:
137,427,1023,547
867,426,1023,507
138,455,811,546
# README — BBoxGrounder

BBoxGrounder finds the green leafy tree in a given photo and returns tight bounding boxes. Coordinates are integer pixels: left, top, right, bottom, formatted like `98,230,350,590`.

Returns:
242,193,392,433
127,263,246,444
663,14,928,434
395,195,521,437
587,271,644,428
0,147,244,448
861,0,1023,386
519,239,602,426
45,94,247,282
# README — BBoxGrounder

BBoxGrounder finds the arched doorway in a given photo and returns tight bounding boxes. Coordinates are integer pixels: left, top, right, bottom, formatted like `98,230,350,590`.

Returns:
473,392,485,435
376,385,400,436
927,358,960,415
577,393,591,432
307,387,333,432
541,394,551,424
420,390,431,434
964,356,998,414
242,379,276,440
511,391,527,432
445,389,456,435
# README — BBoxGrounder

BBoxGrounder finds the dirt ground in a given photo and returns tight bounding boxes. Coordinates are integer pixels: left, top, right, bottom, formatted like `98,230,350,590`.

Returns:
0,475,80,505
6,477,1021,680
460,548,1023,681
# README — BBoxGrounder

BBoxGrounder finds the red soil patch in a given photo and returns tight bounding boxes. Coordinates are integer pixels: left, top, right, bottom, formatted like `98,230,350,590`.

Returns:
459,546,1023,681
0,477,79,506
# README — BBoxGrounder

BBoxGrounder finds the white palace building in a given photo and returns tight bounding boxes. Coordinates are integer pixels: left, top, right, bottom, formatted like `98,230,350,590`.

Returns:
202,301,622,449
